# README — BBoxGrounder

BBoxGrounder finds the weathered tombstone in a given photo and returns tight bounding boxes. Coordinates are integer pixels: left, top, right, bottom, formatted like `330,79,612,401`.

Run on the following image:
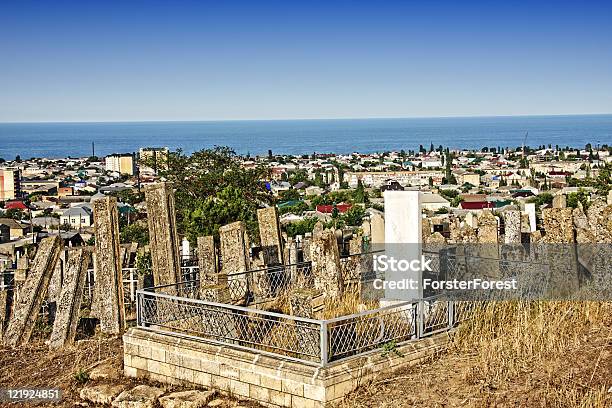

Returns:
47,250,65,303
289,288,324,319
49,247,92,349
286,238,298,264
310,230,343,299
257,207,284,265
93,196,126,334
465,212,479,229
542,208,574,243
220,221,250,301
369,211,385,250
14,255,28,283
197,235,230,302
477,210,498,243
144,182,181,288
552,194,566,209
220,221,249,274
503,210,521,244
476,210,500,278
197,236,218,286
421,218,432,243
586,200,612,243
286,237,298,283
0,290,8,339
288,288,324,357
541,208,578,296
312,221,324,239
608,190,612,205
302,234,312,262
4,236,62,347
199,284,230,303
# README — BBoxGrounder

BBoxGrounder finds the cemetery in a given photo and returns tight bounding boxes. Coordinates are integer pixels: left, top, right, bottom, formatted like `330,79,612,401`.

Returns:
0,183,610,407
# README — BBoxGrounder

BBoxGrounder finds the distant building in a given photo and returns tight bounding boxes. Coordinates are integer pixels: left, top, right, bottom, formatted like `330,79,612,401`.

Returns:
0,168,21,200
460,173,481,187
139,147,169,175
105,153,136,176
60,206,93,229
421,193,450,212
346,171,444,188
58,186,74,197
0,218,29,241
380,179,404,192
316,203,352,214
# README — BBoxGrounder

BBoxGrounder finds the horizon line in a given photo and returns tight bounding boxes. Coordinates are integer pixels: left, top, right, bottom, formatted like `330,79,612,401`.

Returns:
1,112,612,125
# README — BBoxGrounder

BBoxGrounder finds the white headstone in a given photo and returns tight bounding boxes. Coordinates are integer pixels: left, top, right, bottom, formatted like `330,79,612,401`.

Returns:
383,191,422,301
181,237,190,258
525,203,537,233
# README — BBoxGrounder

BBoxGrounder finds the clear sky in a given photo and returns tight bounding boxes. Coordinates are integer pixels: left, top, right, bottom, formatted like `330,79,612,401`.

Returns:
1,1,611,122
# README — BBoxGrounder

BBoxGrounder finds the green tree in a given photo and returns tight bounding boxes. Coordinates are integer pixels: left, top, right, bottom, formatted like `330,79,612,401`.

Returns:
567,190,590,210
120,222,150,246
112,189,144,205
278,189,301,202
527,192,553,207
342,205,365,226
141,147,272,243
285,217,319,237
5,209,25,220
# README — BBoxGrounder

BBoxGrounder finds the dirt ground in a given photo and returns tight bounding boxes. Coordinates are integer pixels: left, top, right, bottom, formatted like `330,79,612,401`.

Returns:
0,336,259,408
0,319,609,407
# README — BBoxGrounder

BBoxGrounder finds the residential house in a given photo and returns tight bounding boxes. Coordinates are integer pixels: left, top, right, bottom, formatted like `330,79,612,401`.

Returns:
60,206,93,229
0,218,29,241
421,193,451,212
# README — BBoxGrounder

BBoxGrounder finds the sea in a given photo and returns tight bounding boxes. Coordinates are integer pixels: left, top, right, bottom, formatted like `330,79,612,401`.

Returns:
0,115,611,159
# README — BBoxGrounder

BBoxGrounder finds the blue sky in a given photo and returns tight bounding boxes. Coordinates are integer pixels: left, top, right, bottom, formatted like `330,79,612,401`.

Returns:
1,1,611,122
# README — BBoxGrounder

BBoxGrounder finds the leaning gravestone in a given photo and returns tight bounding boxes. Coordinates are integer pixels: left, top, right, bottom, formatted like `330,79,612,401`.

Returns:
197,235,218,286
220,221,249,301
93,196,126,334
4,236,62,347
257,207,284,265
144,182,181,290
49,247,92,349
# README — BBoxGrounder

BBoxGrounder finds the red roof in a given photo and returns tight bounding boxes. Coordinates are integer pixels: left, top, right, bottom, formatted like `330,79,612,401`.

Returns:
316,204,352,214
460,201,494,210
4,200,28,210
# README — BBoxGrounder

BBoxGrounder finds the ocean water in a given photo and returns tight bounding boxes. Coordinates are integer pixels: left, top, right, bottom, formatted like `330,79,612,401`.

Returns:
0,115,611,159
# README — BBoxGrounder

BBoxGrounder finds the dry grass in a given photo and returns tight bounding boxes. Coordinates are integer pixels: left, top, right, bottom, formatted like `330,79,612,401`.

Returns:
339,300,612,408
449,300,612,407
270,287,380,319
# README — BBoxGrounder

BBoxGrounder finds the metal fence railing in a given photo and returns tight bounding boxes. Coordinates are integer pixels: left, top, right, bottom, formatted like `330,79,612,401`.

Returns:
136,280,475,366
137,284,323,364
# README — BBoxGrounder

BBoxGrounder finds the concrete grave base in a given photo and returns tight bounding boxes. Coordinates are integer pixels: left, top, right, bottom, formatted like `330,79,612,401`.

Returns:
123,327,448,407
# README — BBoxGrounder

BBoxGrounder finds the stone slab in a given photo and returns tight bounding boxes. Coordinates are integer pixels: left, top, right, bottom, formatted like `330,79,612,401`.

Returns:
144,182,181,290
49,247,92,349
4,236,62,347
93,196,126,334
